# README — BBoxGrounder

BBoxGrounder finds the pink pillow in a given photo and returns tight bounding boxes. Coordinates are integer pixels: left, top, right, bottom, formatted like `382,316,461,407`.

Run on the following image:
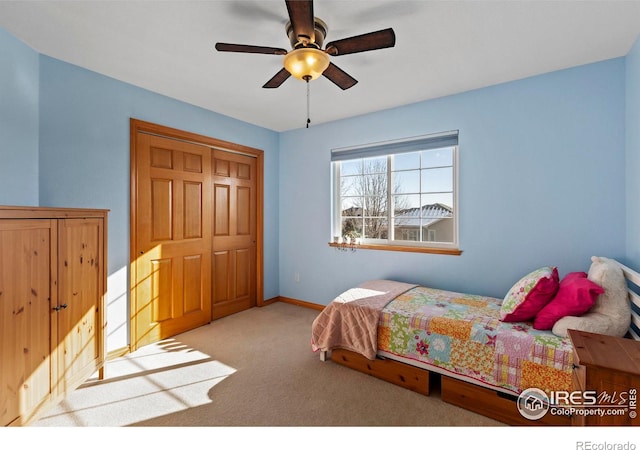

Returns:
500,266,559,322
533,272,604,330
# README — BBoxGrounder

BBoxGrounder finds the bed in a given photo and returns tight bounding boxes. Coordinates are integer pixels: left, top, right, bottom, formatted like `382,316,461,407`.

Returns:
311,258,640,426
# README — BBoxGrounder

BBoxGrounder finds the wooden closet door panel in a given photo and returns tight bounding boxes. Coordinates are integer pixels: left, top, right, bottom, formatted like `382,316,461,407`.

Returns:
0,220,53,426
57,218,103,392
134,133,212,348
212,150,256,319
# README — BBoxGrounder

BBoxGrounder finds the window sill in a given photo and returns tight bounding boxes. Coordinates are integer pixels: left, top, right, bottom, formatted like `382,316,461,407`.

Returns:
328,242,462,255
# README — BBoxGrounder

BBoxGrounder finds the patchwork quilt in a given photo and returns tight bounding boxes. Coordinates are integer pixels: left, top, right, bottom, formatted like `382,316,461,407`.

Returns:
377,286,574,395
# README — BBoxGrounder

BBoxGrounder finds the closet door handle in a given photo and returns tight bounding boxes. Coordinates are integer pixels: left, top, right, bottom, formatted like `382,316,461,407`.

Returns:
52,303,68,312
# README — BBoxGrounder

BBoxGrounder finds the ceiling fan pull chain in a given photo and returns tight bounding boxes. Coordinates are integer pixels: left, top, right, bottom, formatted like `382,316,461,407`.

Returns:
305,75,311,128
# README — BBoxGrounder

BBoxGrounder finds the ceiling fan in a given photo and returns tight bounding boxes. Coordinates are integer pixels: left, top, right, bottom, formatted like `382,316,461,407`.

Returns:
215,0,396,90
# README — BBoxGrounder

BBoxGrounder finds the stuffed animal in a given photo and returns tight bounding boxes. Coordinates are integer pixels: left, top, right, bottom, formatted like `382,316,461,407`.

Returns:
552,256,631,338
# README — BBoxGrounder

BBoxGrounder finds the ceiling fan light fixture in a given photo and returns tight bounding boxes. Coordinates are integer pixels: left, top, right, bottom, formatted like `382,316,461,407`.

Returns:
283,47,330,81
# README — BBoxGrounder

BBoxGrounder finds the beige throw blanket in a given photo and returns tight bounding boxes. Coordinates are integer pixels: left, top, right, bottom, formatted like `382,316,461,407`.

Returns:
311,279,418,360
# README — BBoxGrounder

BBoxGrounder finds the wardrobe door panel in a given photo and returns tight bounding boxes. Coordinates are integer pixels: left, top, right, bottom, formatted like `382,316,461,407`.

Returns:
0,220,53,426
57,218,104,392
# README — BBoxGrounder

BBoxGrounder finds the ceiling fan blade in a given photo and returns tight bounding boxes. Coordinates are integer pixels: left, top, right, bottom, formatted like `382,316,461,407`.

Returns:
325,28,396,56
285,0,315,45
215,42,287,55
322,63,358,90
263,68,292,89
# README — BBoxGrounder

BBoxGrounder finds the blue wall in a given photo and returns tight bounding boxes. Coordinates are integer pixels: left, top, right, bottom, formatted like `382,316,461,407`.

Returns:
0,28,39,205
279,59,627,304
626,35,640,269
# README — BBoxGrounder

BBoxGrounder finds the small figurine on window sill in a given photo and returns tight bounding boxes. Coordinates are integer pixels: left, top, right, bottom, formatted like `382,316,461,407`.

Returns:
335,232,359,252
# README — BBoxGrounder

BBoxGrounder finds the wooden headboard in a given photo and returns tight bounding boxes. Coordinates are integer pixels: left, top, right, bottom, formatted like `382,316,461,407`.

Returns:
615,260,640,341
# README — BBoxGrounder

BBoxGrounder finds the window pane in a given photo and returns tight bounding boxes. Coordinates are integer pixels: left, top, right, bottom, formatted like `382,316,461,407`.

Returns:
341,197,362,216
393,220,420,242
360,173,387,197
393,194,420,213
364,217,388,239
362,195,387,216
393,170,420,194
422,193,453,209
421,167,453,193
421,217,454,243
393,152,420,171
340,160,362,177
421,203,452,219
341,175,361,197
394,194,420,240
421,147,453,168
362,156,387,174
393,210,420,229
342,217,362,238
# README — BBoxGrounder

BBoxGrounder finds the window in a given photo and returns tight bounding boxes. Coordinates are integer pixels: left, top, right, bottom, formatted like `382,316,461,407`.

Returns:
331,131,459,254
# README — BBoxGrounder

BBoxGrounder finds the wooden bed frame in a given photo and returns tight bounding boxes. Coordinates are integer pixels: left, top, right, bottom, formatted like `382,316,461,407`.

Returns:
319,259,640,426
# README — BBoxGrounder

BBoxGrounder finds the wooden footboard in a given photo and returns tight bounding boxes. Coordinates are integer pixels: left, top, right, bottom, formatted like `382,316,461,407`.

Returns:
329,348,430,395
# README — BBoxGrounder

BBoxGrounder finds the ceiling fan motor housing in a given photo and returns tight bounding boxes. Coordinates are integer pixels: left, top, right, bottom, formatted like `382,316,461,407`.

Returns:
286,17,328,49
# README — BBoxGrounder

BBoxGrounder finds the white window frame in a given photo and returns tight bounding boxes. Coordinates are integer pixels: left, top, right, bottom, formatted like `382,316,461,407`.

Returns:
331,131,460,253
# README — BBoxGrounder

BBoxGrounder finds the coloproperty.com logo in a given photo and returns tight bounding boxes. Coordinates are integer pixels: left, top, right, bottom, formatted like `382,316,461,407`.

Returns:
517,387,637,421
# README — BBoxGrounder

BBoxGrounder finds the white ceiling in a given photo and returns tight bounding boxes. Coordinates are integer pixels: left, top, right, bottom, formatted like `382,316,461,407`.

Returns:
1,1,640,132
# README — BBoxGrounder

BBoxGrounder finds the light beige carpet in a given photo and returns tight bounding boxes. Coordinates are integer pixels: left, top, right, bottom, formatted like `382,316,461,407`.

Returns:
35,301,503,427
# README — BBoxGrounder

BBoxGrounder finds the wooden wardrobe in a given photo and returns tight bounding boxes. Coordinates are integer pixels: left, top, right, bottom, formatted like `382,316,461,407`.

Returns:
0,206,107,426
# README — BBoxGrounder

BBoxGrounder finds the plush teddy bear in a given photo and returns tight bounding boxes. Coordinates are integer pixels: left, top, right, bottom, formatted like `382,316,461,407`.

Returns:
552,256,631,338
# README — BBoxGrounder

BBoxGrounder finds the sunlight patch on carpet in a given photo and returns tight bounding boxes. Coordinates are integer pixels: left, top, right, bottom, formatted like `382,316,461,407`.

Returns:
34,339,236,427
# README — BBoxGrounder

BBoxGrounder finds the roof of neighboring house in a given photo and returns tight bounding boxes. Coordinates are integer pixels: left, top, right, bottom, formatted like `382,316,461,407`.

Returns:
342,203,452,227
394,203,452,228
